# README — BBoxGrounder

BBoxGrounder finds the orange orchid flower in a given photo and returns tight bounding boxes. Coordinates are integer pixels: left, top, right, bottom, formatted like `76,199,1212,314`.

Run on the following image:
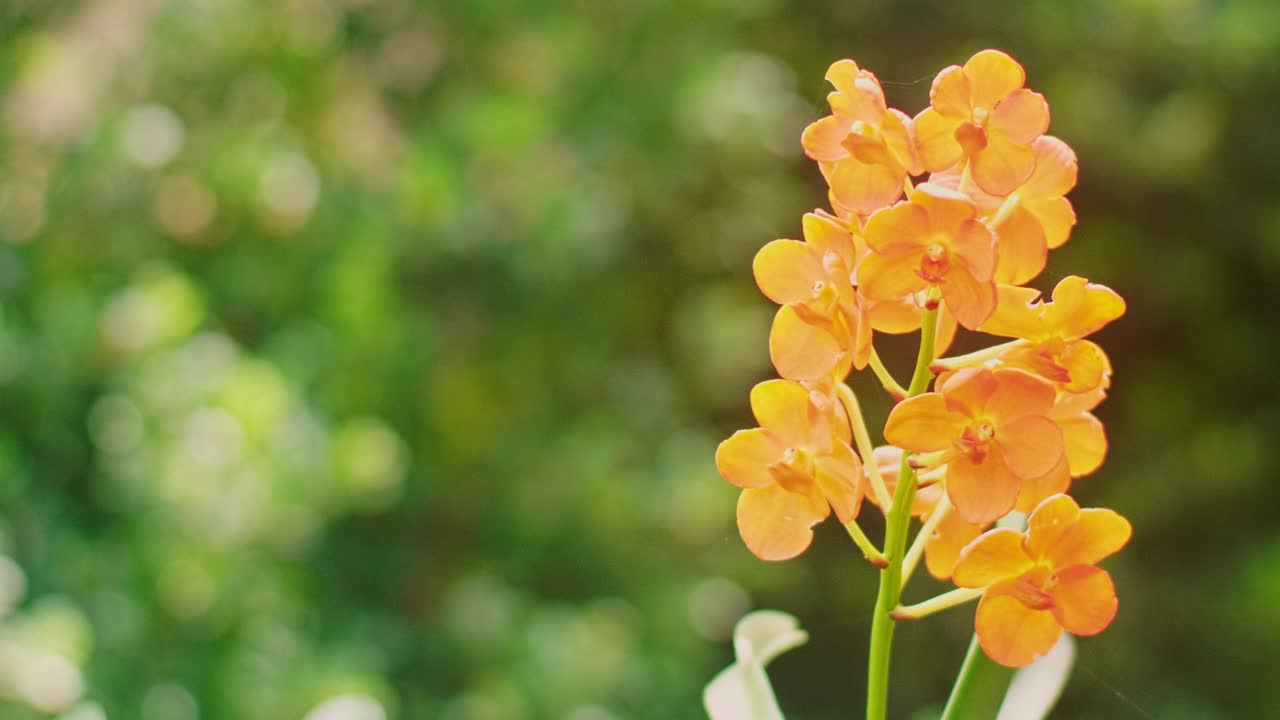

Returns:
977,275,1126,393
754,212,870,380
915,49,1050,196
857,183,997,330
884,367,1064,524
715,380,864,561
802,60,922,215
929,136,1079,285
952,494,1132,667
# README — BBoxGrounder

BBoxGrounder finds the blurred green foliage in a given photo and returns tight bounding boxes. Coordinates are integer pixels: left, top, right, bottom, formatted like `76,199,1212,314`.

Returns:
0,0,1277,718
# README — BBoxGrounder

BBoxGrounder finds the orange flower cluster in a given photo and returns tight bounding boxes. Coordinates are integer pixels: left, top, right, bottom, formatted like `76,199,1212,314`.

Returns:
715,49,1130,668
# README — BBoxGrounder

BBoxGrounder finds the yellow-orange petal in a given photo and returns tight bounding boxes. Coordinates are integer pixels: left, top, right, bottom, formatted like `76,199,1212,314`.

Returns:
716,428,784,489
937,367,997,416
1046,508,1132,569
975,589,1064,668
736,485,828,561
847,308,875,373
814,443,863,523
1055,386,1106,416
857,249,929,301
826,61,887,123
884,393,967,452
911,182,978,236
992,207,1048,285
769,306,847,382
930,64,971,118
1022,136,1077,199
1014,455,1070,513
947,452,1022,524
925,512,987,580
990,89,1050,145
802,115,851,163
914,107,964,172
872,444,904,475
802,211,857,260
1023,493,1081,560
1059,339,1109,394
963,49,1026,111
978,284,1047,340
1045,276,1126,340
986,368,1057,423
1050,565,1118,636
749,379,816,449
1060,411,1106,476
952,213,998,277
934,304,959,356
911,483,946,517
825,59,862,95
829,157,904,216
864,199,929,254
940,261,997,330
1028,196,1076,250
953,527,1031,587
754,239,822,306
927,165,1003,213
972,131,1036,196
866,296,923,334
828,196,858,224
882,109,922,175
993,418,1062,487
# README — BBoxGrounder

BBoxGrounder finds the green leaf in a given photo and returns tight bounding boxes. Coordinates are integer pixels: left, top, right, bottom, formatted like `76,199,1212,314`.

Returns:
703,610,808,720
940,636,1015,720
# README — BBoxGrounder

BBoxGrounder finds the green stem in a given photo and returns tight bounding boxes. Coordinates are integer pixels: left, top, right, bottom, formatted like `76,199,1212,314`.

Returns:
865,307,938,720
939,635,1015,720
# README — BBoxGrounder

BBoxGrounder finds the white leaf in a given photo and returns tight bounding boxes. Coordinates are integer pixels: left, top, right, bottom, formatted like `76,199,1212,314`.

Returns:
703,610,808,720
996,633,1076,720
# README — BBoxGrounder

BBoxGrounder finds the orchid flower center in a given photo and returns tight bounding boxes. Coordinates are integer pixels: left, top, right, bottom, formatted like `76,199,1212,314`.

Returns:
956,418,996,463
770,447,816,491
1009,566,1056,611
918,241,952,283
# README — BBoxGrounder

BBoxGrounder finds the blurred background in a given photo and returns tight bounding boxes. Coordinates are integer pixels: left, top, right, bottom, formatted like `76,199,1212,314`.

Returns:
0,0,1275,718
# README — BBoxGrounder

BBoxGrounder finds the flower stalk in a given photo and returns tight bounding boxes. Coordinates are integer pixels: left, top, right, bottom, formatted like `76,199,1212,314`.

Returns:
900,494,951,588
890,586,983,621
837,382,893,509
